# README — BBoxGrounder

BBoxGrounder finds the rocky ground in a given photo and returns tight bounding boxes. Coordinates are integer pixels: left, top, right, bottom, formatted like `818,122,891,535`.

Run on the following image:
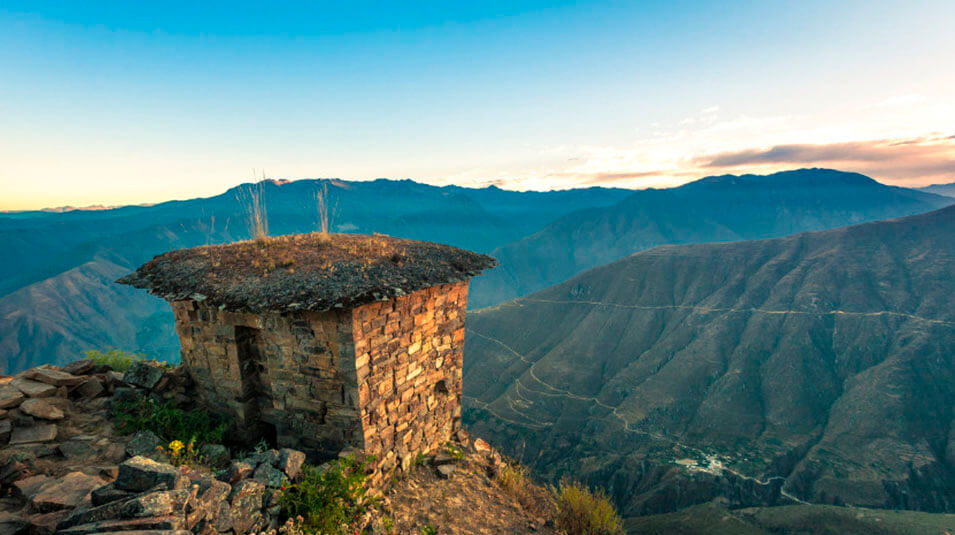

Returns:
1,359,556,535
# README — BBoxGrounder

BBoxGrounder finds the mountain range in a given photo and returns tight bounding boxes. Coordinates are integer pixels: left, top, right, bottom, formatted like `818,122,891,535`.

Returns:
470,168,953,307
920,182,955,198
0,179,631,373
463,202,955,518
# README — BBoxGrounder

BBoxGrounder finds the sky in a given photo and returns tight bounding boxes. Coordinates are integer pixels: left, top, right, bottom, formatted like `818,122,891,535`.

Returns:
2,1,954,210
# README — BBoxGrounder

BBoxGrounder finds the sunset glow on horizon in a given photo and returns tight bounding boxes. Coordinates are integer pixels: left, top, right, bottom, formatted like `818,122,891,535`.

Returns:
2,1,954,210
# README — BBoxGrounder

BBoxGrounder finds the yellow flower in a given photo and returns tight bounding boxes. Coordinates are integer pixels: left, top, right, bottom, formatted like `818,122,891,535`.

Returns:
169,440,185,454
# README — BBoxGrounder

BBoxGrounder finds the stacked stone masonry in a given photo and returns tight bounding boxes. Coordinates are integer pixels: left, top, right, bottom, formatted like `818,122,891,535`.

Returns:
170,281,469,487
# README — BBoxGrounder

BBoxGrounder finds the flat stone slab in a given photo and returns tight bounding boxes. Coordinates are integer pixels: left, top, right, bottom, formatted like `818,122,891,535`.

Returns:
123,362,165,390
9,423,59,445
12,378,57,398
0,386,25,409
31,471,105,512
20,398,65,420
115,456,186,492
13,474,53,499
0,418,11,443
22,368,85,387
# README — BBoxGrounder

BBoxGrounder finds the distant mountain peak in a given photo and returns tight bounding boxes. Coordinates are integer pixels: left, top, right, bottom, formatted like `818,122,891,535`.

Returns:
683,168,878,189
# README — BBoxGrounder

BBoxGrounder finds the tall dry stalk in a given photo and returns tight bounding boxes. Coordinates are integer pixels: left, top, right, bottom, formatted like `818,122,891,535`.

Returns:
237,172,269,241
314,181,337,237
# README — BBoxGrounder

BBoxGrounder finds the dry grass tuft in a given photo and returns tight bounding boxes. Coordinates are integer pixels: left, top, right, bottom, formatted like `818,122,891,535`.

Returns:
553,479,624,535
236,173,269,240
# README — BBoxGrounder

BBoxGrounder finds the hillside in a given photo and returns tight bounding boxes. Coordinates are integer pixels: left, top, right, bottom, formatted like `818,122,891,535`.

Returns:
469,168,953,307
463,204,955,518
920,182,955,198
0,179,629,373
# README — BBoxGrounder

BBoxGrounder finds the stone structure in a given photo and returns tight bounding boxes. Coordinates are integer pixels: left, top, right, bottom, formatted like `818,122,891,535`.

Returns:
118,233,494,484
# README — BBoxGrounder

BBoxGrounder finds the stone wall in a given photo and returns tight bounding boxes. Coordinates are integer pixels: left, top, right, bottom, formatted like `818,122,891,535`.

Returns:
170,280,470,485
352,281,468,485
171,302,361,458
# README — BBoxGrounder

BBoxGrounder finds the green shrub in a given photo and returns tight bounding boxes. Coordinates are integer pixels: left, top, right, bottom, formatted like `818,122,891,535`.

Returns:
444,442,464,461
84,348,144,372
554,480,624,535
112,398,228,445
278,455,376,534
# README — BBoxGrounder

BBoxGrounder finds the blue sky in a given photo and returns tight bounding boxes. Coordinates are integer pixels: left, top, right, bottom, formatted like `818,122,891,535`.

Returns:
2,1,954,209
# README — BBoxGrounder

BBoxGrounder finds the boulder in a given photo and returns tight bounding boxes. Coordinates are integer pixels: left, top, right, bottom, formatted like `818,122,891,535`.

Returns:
123,362,165,390
31,471,105,512
19,399,65,421
9,423,58,445
252,462,285,488
218,461,254,484
62,359,96,376
120,488,192,518
436,463,456,479
12,378,57,398
58,439,97,459
23,368,85,387
229,480,265,535
91,482,135,507
0,386,25,408
277,448,306,480
473,438,492,453
115,456,187,493
13,474,53,499
125,430,164,458
72,377,105,400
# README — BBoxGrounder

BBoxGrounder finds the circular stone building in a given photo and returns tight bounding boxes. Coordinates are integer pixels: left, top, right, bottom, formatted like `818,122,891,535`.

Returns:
118,233,495,483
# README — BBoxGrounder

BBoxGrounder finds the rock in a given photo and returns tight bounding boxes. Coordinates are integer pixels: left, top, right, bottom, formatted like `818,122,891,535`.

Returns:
436,463,456,479
473,438,492,453
198,444,230,467
27,510,69,535
91,482,135,506
456,429,470,442
63,359,96,376
214,501,233,532
107,370,126,386
59,439,97,459
123,361,165,390
0,511,28,535
13,474,52,499
31,471,105,512
9,409,35,427
277,448,306,480
0,418,10,444
218,461,254,483
253,462,285,488
19,398,65,420
0,386,25,408
247,448,280,468
1,459,33,486
23,368,85,387
229,480,265,535
72,377,105,399
115,456,187,492
120,488,191,518
125,430,164,458
12,378,57,398
9,423,58,445
57,516,187,534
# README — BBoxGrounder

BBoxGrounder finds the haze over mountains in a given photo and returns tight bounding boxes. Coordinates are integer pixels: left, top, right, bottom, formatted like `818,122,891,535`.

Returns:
463,203,955,518
470,168,953,308
920,182,955,198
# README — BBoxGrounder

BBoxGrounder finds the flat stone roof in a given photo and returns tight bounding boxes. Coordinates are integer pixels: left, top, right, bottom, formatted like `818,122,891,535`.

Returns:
117,233,495,313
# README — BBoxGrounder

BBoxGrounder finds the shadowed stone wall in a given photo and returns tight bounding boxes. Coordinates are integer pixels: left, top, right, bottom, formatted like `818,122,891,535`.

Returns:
169,280,469,484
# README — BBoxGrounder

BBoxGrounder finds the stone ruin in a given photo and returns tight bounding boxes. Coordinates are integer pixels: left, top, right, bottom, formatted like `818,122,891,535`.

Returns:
118,233,495,486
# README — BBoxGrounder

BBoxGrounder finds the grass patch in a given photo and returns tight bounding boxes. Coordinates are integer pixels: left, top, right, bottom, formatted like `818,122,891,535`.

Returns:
112,397,228,445
278,455,377,534
554,479,624,535
84,348,144,372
